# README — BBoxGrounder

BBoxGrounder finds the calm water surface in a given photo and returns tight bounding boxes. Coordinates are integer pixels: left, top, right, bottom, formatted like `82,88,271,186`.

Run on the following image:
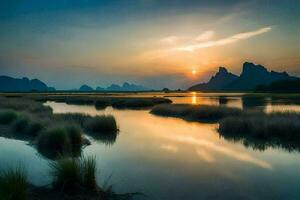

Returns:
1,93,300,200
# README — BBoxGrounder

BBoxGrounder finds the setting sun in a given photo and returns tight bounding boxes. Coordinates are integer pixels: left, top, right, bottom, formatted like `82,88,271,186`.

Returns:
192,70,197,75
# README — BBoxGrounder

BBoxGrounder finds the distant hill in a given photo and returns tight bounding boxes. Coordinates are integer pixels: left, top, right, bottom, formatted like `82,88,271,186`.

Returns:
78,82,149,92
0,76,55,92
79,84,94,92
188,62,297,91
255,78,300,93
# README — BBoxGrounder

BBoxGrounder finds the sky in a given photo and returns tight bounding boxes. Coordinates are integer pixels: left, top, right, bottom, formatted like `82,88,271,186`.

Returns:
0,0,299,90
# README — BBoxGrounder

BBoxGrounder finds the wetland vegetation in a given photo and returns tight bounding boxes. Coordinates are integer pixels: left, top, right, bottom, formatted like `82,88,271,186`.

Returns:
218,112,300,151
150,103,300,152
0,157,139,200
150,104,242,122
0,95,138,199
1,92,300,199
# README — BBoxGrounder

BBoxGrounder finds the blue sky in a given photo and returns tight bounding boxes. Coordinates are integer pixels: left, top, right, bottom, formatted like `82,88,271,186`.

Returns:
0,0,299,89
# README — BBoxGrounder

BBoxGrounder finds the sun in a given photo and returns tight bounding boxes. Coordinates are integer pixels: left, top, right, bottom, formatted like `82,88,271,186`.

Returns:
192,70,197,75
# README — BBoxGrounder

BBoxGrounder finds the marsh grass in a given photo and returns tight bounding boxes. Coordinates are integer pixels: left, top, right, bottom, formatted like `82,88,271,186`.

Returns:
81,156,97,191
151,104,242,122
219,112,300,136
0,166,27,200
0,97,52,118
54,113,118,143
65,124,84,146
37,125,84,159
218,112,300,151
111,99,155,109
111,98,172,109
0,96,119,157
49,156,140,199
0,110,18,125
84,115,118,134
50,158,81,192
0,109,45,140
95,99,110,110
12,114,45,137
50,156,97,193
34,95,172,109
53,113,92,127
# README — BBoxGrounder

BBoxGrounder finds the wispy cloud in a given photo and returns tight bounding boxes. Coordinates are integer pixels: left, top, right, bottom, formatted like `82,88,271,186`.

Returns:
196,149,215,163
196,30,215,41
160,36,181,44
175,26,272,52
160,144,178,153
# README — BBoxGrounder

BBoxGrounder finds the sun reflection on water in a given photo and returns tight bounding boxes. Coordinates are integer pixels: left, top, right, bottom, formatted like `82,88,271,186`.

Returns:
191,92,197,104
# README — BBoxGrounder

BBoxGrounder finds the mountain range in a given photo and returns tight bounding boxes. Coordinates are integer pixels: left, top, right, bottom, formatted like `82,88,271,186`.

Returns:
0,76,149,92
188,62,298,91
1,62,298,92
0,76,55,92
78,82,149,92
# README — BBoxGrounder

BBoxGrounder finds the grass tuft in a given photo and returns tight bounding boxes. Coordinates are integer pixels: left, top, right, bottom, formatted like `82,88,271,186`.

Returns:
65,125,83,146
84,115,118,134
50,156,97,193
95,100,110,110
11,114,45,138
37,125,85,159
81,156,97,191
0,166,27,200
50,158,81,192
0,110,18,125
53,113,91,127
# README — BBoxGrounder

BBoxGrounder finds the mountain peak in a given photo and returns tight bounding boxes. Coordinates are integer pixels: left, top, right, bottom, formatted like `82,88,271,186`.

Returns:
0,76,55,92
189,61,297,91
123,82,130,87
241,62,268,76
218,67,228,73
189,66,238,91
79,84,94,91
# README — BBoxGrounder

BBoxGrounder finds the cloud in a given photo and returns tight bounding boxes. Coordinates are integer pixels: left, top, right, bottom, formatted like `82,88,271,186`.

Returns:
196,30,215,41
196,149,215,163
160,144,178,153
175,26,272,52
160,36,181,44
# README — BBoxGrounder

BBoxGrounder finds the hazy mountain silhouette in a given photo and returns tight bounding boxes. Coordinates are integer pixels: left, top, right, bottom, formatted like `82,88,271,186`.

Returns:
105,82,148,91
106,84,122,91
189,67,238,91
121,82,148,91
79,84,94,92
96,86,105,91
189,62,297,91
0,76,55,92
78,82,149,92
